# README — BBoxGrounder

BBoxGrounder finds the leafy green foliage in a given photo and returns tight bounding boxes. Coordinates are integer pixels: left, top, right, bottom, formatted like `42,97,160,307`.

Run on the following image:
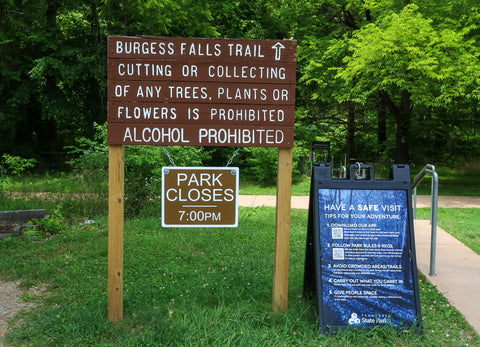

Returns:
336,4,480,106
66,122,108,173
0,0,219,167
66,122,212,216
242,147,305,186
101,0,219,37
1,154,37,176
123,145,210,216
242,147,279,185
210,0,290,39
2,0,480,169
31,206,69,235
297,0,480,165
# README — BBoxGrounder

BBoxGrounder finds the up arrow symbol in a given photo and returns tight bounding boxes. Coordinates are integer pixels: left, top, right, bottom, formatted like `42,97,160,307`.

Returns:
271,42,285,61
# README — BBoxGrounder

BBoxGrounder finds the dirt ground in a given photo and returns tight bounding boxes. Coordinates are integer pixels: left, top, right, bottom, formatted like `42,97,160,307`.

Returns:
0,280,45,347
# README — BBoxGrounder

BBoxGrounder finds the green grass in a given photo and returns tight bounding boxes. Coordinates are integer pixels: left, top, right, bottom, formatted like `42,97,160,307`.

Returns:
0,172,107,217
239,165,480,196
2,164,479,198
1,168,479,344
0,171,107,193
240,176,311,195
416,207,480,255
412,166,480,196
0,208,479,346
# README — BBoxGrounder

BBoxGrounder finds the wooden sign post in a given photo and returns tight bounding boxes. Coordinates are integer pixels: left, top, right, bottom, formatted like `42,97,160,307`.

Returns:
273,147,293,312
108,144,124,321
107,36,296,320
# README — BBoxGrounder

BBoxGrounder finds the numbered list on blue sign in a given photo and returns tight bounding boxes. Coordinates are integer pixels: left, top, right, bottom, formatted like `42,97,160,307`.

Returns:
318,188,417,328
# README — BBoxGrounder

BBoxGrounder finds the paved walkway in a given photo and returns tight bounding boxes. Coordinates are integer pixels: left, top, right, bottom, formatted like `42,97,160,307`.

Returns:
239,195,480,335
239,194,480,209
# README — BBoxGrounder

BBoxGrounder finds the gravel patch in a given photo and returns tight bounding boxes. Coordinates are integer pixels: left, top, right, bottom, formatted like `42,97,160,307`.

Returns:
0,280,46,347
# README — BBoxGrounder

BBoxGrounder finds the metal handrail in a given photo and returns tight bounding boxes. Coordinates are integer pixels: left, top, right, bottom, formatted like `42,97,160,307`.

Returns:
412,164,439,276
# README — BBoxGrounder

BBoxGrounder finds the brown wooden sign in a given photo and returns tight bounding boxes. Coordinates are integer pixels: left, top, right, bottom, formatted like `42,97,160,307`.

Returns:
162,167,239,227
107,36,297,322
108,36,297,62
108,102,295,126
108,60,296,83
108,81,295,104
108,124,294,147
107,36,297,147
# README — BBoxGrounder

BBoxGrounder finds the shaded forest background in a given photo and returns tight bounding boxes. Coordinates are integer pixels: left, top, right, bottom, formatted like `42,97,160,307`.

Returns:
1,0,480,176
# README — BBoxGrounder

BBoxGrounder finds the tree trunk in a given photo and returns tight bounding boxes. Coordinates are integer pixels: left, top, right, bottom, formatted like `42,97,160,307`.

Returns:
346,102,356,163
395,90,412,164
44,0,61,162
47,0,60,27
377,101,387,155
379,90,412,164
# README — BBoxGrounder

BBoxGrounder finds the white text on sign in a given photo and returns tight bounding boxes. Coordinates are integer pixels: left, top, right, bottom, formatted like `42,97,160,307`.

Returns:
161,167,239,228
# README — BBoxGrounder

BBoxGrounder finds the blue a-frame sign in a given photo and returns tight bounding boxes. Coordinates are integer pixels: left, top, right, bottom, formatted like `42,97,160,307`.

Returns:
304,163,422,333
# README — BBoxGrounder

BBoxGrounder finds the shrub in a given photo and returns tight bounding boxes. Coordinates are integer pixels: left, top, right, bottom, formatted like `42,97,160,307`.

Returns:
67,123,211,216
1,154,37,176
242,147,304,186
31,206,69,235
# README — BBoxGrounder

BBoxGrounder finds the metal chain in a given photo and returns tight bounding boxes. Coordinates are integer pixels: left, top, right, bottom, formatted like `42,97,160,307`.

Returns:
163,146,240,167
226,147,241,167
162,146,176,166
